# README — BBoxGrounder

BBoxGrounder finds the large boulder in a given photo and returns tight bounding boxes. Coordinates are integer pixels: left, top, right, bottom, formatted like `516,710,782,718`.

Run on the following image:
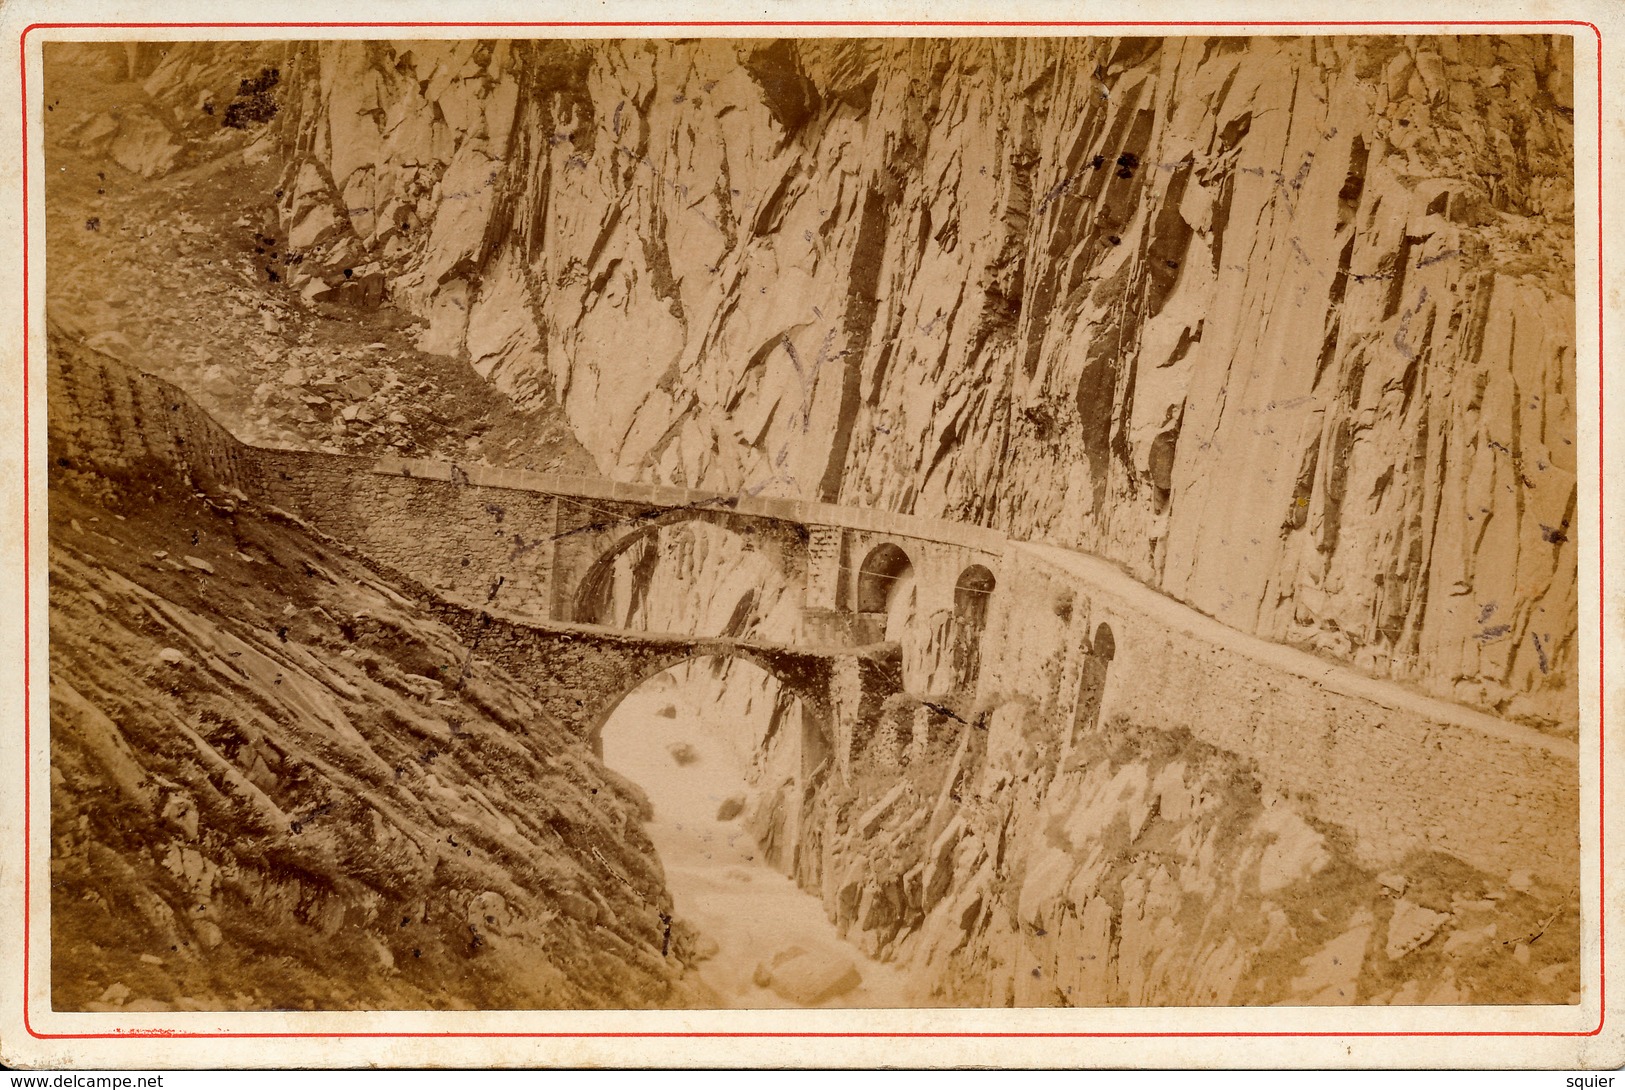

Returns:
753,945,862,1006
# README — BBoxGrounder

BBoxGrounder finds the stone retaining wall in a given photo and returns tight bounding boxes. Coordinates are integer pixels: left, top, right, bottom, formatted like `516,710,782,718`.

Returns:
976,546,1579,885
252,448,562,622
47,338,260,498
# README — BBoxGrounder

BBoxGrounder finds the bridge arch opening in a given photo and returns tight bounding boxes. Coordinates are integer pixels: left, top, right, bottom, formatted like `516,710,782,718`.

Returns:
596,655,814,786
952,564,996,691
856,541,918,637
596,654,857,1004
573,519,798,639
594,650,913,1005
592,653,822,866
855,543,912,614
588,651,823,760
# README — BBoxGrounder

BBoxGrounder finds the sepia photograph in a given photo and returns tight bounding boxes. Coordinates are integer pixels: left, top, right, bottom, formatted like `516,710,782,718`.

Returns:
6,10,1612,1068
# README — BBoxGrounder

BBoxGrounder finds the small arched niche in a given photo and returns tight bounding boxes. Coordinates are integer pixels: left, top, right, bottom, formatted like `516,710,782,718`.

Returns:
1092,621,1116,662
1072,621,1116,743
952,564,997,691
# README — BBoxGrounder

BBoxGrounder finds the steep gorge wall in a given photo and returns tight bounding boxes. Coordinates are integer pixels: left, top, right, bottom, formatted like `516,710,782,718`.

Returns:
270,34,1578,727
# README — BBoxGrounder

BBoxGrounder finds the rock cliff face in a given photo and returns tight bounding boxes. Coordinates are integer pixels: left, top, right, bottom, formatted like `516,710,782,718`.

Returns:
45,41,597,473
43,35,1581,1013
788,697,1579,1006
269,35,1577,726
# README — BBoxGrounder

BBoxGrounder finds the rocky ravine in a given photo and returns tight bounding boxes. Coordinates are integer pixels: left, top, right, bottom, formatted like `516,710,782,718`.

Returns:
546,456,1578,1006
257,35,1577,730
41,37,1581,1011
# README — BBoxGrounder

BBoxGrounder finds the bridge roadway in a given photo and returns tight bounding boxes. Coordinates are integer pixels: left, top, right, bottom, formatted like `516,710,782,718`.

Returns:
307,451,1576,763
251,447,1011,677
368,455,1007,553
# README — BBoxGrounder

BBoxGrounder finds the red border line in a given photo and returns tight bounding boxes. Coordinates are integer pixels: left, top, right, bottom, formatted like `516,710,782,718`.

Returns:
1598,1,1609,1050
20,5,32,1047
13,19,1608,27
19,19,1607,1043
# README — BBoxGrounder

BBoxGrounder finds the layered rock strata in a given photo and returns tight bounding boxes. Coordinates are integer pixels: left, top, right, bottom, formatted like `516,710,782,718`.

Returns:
47,334,697,1011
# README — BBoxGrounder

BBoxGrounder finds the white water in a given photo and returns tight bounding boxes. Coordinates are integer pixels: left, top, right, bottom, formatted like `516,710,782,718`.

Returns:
601,678,920,1009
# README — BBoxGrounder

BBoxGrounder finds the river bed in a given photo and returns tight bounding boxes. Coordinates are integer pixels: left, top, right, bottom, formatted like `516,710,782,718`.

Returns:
601,680,920,1009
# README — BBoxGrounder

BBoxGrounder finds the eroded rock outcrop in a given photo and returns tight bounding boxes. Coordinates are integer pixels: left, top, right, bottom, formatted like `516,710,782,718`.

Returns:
269,36,1577,727
47,337,697,1011
788,704,1578,1006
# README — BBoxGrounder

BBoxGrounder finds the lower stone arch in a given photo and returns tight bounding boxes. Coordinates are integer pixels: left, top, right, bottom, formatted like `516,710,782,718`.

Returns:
581,646,832,763
587,648,835,870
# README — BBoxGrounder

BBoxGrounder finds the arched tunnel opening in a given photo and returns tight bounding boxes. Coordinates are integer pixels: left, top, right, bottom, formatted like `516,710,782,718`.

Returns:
595,655,911,1008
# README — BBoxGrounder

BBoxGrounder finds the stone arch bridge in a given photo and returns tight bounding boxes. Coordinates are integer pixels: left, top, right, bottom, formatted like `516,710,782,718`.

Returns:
248,449,1011,772
426,603,901,774
252,449,1010,693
